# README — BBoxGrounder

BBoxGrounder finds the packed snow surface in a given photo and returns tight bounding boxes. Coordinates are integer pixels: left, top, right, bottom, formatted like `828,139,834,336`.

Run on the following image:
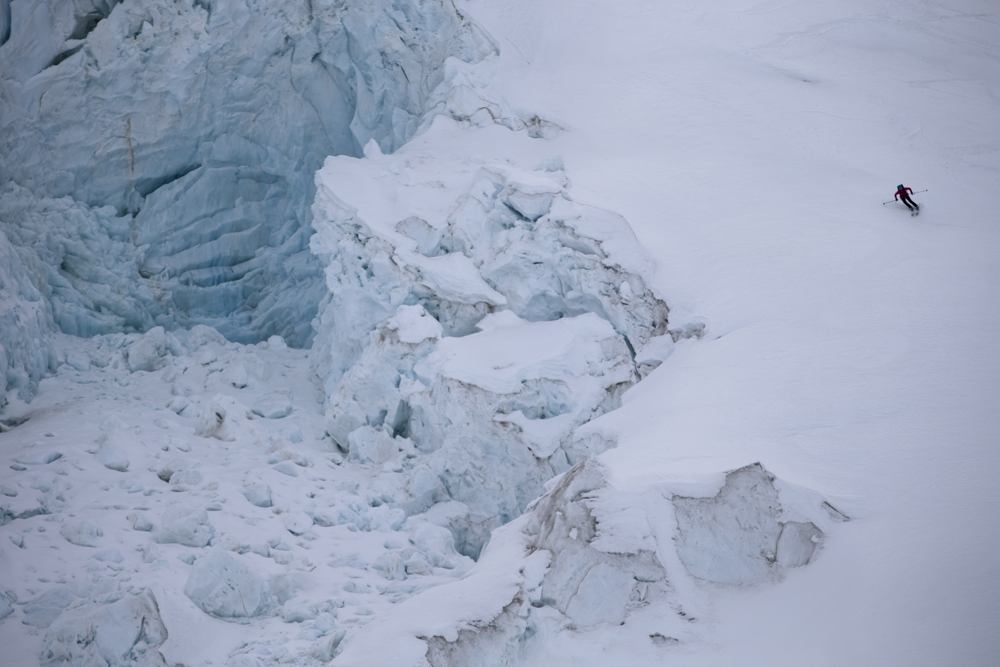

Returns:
3,0,1000,664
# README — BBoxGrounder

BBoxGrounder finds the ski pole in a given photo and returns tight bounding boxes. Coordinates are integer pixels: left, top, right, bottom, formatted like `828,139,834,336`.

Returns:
883,189,928,204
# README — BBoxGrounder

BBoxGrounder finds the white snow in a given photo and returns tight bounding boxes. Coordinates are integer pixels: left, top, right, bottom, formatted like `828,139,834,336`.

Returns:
2,0,999,665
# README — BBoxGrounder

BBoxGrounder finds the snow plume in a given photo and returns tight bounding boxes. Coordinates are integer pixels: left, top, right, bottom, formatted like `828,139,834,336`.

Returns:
0,0,496,358
332,459,847,666
310,150,673,557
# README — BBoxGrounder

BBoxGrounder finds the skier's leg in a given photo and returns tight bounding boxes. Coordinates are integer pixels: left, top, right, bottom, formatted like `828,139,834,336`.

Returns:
902,200,914,210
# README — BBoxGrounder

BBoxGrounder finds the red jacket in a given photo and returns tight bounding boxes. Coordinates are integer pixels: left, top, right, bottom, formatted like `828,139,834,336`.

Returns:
894,187,913,200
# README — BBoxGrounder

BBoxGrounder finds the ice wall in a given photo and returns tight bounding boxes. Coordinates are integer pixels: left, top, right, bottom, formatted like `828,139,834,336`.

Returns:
0,0,496,354
310,150,675,556
0,228,55,410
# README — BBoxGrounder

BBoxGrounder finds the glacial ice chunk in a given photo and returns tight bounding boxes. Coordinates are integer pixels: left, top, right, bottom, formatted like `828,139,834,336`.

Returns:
251,393,292,420
184,550,271,619
563,562,635,626
125,327,177,372
387,304,444,344
241,477,273,508
23,587,76,629
284,512,315,536
348,426,398,467
94,432,130,472
60,521,103,548
196,395,254,442
155,506,215,548
41,590,168,667
672,463,832,584
776,521,824,568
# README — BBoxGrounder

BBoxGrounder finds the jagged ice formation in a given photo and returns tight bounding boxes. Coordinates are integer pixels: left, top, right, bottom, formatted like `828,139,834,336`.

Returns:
0,1,851,664
0,0,495,370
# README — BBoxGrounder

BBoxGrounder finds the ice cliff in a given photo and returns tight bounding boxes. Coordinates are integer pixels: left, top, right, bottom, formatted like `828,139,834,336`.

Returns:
309,146,673,557
0,1,850,664
0,0,496,408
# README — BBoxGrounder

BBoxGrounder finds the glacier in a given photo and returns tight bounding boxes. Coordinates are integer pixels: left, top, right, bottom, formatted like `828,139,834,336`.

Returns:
332,459,847,667
0,0,496,385
309,146,676,557
0,0,878,665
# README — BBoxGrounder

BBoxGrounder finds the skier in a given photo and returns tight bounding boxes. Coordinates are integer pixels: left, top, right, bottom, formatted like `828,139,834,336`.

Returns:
894,184,919,212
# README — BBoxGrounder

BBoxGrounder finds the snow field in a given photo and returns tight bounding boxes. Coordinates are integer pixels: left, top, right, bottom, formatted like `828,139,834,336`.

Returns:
0,329,479,666
1,0,998,664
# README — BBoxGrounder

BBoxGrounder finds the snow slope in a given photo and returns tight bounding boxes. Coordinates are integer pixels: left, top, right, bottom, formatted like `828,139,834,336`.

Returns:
2,0,1000,665
451,0,1000,663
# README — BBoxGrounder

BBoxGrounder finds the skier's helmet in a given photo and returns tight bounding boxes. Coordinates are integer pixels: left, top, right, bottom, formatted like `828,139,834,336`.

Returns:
898,184,904,189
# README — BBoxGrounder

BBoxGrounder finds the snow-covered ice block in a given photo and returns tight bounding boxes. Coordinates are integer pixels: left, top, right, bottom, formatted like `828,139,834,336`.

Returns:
60,521,104,548
22,587,77,629
776,521,824,568
128,513,154,532
409,523,463,569
387,304,444,344
348,426,398,467
310,150,670,556
63,349,91,372
41,590,168,667
155,459,197,483
155,506,215,548
186,325,227,351
252,393,292,420
562,562,635,626
400,466,448,516
196,395,255,442
241,477,273,508
94,432,130,472
125,327,177,372
375,552,408,581
184,550,271,619
283,512,314,536
223,361,249,389
0,593,12,621
14,449,63,465
273,461,299,477
672,463,832,584
92,549,124,564
330,458,846,663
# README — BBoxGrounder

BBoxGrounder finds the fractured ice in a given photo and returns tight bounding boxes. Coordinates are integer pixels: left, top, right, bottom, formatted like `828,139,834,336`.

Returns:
0,0,497,375
310,156,672,556
42,590,168,667
672,463,835,584
334,460,848,666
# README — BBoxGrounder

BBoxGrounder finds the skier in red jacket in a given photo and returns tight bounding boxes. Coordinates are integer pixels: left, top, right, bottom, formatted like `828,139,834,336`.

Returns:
894,184,919,211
